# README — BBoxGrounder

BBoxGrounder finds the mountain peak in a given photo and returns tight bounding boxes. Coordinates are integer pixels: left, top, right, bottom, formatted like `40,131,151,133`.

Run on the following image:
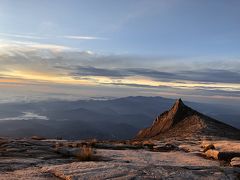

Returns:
175,98,183,106
171,98,185,112
136,98,240,140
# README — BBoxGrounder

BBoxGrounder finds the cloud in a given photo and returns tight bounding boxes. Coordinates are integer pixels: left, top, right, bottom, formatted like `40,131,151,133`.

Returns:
128,68,240,84
127,68,179,81
0,40,239,102
63,35,107,40
0,39,73,52
0,33,45,40
0,112,48,121
59,65,240,84
180,69,240,84
0,32,107,41
101,82,240,99
68,66,126,77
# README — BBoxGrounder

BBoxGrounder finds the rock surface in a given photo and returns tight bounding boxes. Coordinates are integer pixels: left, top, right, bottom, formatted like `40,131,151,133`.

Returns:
0,138,240,179
41,148,240,180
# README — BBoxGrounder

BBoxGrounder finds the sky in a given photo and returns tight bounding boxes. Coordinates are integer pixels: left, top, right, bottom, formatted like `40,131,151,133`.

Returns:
0,0,239,105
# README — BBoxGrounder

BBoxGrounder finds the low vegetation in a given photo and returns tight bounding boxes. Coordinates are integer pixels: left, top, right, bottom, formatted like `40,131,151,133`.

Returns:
76,145,94,161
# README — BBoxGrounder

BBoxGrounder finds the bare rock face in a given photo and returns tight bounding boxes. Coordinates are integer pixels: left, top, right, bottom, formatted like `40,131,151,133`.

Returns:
1,138,240,179
136,99,240,140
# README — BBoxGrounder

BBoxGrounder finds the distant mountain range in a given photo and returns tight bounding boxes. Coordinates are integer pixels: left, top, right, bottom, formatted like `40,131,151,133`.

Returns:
0,96,239,140
136,99,240,140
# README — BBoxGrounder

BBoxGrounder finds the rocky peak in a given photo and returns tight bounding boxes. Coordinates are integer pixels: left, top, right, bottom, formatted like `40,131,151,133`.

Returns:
143,99,193,138
172,98,184,111
152,98,191,127
168,98,188,118
136,98,240,140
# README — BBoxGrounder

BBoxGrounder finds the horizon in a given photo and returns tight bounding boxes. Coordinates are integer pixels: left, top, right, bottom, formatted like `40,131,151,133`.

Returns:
0,95,239,110
0,0,239,106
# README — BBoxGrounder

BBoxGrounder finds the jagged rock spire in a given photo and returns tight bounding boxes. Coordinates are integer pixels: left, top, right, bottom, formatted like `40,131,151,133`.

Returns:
173,98,184,108
176,98,183,105
170,98,186,115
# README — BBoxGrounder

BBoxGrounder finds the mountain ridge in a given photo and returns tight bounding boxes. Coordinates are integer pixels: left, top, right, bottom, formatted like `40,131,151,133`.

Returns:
0,96,239,140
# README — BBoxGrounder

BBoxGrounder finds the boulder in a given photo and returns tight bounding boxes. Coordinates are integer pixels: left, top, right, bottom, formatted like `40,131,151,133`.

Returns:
203,144,215,152
230,157,240,167
205,150,240,161
204,149,219,160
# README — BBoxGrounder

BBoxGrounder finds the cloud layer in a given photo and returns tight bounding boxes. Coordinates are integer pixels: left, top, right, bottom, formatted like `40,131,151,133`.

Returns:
0,33,106,41
0,39,239,103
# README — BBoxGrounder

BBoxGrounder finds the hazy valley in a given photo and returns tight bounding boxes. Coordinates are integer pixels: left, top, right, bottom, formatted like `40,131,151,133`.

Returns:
0,96,239,140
